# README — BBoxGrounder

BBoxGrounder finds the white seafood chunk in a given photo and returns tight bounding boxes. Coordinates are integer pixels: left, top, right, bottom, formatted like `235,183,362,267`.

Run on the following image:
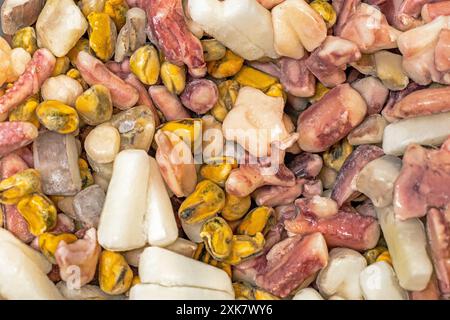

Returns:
382,112,450,156
0,241,63,300
360,261,408,300
98,149,150,251
36,0,88,57
138,247,234,297
188,0,278,60
316,248,367,300
272,0,327,59
145,157,178,247
0,228,51,273
376,206,433,291
356,155,402,208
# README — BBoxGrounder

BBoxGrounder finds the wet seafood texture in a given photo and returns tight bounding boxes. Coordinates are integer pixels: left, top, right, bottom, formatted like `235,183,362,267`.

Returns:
0,0,449,301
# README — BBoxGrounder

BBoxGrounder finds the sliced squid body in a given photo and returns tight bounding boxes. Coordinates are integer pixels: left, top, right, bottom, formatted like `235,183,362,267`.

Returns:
271,0,327,59
98,150,178,251
360,261,408,300
188,0,278,60
0,241,63,300
376,206,433,291
397,16,450,85
382,112,450,156
130,247,234,300
0,228,51,273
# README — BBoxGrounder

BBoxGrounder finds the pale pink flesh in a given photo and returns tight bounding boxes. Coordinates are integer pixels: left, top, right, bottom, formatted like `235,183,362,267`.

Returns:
339,3,400,53
75,51,139,110
55,228,101,287
409,273,442,300
0,153,33,243
0,122,38,157
351,76,389,115
180,79,218,114
149,85,191,121
384,86,450,120
333,0,361,35
135,0,206,77
306,36,361,88
394,140,450,220
285,199,380,251
279,56,316,97
297,83,367,153
225,163,295,198
426,208,450,299
253,178,304,207
382,82,426,122
331,144,384,207
124,73,161,126
435,29,450,72
255,233,329,298
422,1,450,22
0,48,55,114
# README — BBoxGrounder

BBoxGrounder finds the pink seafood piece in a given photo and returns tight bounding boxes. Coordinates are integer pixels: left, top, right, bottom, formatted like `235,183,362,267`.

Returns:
427,208,450,299
180,79,218,114
75,51,139,110
409,273,442,300
149,85,190,121
287,152,323,179
384,86,450,120
124,74,160,126
302,179,323,198
0,122,38,157
1,153,33,243
423,1,450,22
382,82,426,122
0,48,55,114
250,57,316,97
331,144,384,207
225,162,296,198
297,83,367,153
305,36,361,88
351,76,389,116
397,16,450,85
373,0,435,31
136,0,206,77
105,58,132,79
393,139,450,220
255,233,329,298
13,147,34,168
339,3,401,53
252,178,304,207
285,197,380,251
435,29,450,72
55,228,101,287
333,0,361,35
279,56,316,97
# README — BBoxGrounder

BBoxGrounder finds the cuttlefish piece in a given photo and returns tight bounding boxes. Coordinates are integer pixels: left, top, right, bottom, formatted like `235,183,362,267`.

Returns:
339,3,402,54
397,16,450,85
222,86,289,158
393,137,450,220
155,130,197,197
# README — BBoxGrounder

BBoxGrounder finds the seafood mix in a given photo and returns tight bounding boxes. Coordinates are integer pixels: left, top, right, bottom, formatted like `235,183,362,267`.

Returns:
0,0,449,301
